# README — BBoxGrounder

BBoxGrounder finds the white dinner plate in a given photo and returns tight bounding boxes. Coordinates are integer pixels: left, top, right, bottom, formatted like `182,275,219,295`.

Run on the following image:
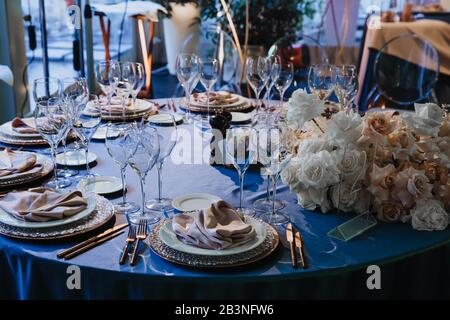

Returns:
230,112,252,124
91,126,120,140
0,153,53,184
147,113,183,126
0,119,41,139
77,175,123,195
172,193,221,212
84,99,153,116
0,195,96,229
189,93,248,109
56,150,97,166
158,214,268,256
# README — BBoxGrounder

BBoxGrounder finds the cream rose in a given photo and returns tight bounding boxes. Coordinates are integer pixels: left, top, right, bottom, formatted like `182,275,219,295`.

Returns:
297,150,340,189
286,89,325,130
359,112,398,144
325,110,362,144
391,167,432,209
338,147,366,179
411,199,449,231
331,182,370,213
376,201,406,223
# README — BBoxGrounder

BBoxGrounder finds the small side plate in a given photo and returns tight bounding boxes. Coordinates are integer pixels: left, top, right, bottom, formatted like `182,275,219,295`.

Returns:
230,112,252,124
172,193,221,212
77,176,123,195
56,150,97,166
147,113,183,126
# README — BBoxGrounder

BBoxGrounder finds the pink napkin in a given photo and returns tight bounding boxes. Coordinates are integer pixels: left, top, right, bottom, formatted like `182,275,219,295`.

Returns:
11,118,39,134
172,200,256,250
0,187,88,222
0,149,42,177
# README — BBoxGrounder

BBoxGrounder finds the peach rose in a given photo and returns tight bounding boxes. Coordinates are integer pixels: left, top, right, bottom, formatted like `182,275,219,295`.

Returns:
376,201,406,223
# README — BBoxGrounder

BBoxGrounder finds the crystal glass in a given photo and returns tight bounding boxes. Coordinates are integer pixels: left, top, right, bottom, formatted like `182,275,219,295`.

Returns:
34,97,71,190
333,65,358,110
245,56,267,110
146,114,178,213
127,125,160,225
258,56,271,108
199,58,219,130
74,95,101,179
266,55,281,109
109,61,136,119
95,60,115,116
226,127,257,217
308,64,334,100
130,62,145,112
176,53,199,123
252,113,285,212
105,123,140,214
273,62,294,109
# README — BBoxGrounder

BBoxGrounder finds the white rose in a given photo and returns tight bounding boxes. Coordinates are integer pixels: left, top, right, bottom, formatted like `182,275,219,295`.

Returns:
286,89,325,130
297,188,332,213
325,110,362,144
330,182,371,213
297,150,340,189
401,103,443,138
281,156,301,191
411,199,449,231
336,146,366,180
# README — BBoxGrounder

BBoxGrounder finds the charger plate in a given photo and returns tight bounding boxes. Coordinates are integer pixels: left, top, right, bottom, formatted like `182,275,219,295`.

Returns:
0,154,54,188
0,194,114,240
149,217,279,268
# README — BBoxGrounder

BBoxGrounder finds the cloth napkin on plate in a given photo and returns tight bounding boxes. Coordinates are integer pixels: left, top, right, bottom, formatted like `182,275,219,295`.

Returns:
11,118,39,134
172,200,256,250
98,97,134,115
0,149,42,177
0,187,88,222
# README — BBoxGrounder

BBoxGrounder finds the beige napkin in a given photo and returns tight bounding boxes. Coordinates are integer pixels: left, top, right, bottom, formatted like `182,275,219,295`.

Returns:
0,149,42,177
172,200,256,250
98,97,134,115
11,118,39,134
0,187,88,222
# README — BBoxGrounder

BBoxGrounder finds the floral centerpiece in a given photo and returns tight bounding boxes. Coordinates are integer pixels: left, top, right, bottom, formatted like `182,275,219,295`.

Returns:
281,89,450,231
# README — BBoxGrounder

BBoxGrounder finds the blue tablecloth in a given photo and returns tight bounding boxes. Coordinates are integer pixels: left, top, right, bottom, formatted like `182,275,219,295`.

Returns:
1,116,450,299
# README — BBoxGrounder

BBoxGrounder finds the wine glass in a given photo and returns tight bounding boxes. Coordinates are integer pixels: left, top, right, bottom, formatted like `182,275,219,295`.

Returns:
130,62,145,112
274,62,294,110
266,56,281,109
34,97,71,190
74,95,102,180
257,56,271,110
176,53,199,123
105,123,140,215
333,65,358,110
95,60,115,116
252,113,285,212
257,125,290,225
109,61,136,119
127,124,160,225
245,56,266,110
199,58,220,129
226,127,257,217
308,64,334,101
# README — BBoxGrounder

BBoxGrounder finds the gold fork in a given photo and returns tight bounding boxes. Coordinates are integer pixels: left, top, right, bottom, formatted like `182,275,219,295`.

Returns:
130,220,147,266
119,225,136,265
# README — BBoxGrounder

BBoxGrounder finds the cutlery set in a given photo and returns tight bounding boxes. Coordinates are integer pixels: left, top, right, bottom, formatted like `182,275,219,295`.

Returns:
286,223,307,269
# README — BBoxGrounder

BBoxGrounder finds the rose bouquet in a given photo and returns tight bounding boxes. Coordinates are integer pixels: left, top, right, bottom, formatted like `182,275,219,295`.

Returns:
281,89,450,231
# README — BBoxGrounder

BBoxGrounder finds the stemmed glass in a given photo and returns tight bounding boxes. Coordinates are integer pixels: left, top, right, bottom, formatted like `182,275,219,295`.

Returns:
105,123,140,214
308,64,335,101
257,56,272,109
226,127,257,217
266,56,281,108
34,97,71,190
130,62,145,112
274,62,294,110
257,125,290,225
146,114,178,213
95,60,115,116
333,65,358,110
199,58,220,129
127,124,160,225
176,53,199,123
109,61,136,119
74,95,102,180
245,56,268,111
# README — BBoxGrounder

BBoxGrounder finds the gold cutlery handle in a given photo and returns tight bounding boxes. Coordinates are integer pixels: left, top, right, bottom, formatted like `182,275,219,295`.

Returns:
119,242,131,265
64,230,124,260
130,238,141,266
289,242,297,269
299,247,307,269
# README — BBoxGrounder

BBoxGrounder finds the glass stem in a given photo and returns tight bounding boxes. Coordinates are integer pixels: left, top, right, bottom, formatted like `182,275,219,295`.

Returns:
121,96,126,120
62,136,68,170
266,175,271,200
239,171,244,210
157,163,163,201
280,90,285,110
84,143,90,176
272,175,278,215
184,84,191,121
107,93,113,117
120,166,127,204
206,88,210,123
139,174,146,215
50,145,59,189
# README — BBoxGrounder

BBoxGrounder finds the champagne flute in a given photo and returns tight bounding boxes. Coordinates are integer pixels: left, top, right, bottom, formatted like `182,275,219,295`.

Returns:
130,62,145,111
226,127,257,217
34,97,71,190
105,123,140,214
245,56,266,111
146,114,178,213
274,62,294,110
266,56,281,109
333,65,358,110
199,58,220,130
127,124,160,225
95,60,115,116
176,53,199,123
308,64,334,100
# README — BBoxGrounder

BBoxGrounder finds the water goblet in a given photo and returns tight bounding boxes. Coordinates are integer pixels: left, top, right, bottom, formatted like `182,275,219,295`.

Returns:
199,58,220,130
176,53,199,123
308,64,335,101
274,62,294,110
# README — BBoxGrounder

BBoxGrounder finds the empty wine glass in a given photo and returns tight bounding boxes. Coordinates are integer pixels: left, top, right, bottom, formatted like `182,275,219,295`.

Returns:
130,62,145,112
74,95,102,179
226,127,257,217
109,61,136,119
266,56,281,109
95,60,115,116
105,123,140,214
146,114,178,213
274,62,294,110
127,125,160,225
34,97,71,190
308,64,335,101
258,56,271,109
199,58,220,130
333,65,358,110
176,53,199,123
245,56,266,110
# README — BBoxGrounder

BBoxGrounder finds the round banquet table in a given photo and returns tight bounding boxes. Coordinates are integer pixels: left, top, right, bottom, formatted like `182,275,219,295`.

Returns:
1,107,450,300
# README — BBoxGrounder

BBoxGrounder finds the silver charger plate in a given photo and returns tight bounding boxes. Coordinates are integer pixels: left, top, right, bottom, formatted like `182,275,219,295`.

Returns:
149,217,279,268
0,194,115,240
0,154,54,188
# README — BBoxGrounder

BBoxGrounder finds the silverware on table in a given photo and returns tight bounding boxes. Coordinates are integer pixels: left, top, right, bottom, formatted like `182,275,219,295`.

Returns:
130,220,148,266
294,230,308,269
119,225,136,265
63,230,125,260
57,223,128,259
286,223,298,269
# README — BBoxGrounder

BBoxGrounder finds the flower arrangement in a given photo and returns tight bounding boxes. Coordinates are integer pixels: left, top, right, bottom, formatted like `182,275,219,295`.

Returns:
281,89,450,231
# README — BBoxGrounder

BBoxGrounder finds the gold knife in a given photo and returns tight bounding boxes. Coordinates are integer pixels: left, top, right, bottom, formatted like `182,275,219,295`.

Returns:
63,230,125,260
286,223,298,269
57,223,128,259
294,231,307,269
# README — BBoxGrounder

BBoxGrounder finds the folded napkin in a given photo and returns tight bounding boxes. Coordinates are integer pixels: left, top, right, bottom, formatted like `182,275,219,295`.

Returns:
11,118,39,134
98,97,134,115
0,187,88,222
0,149,42,177
172,200,256,250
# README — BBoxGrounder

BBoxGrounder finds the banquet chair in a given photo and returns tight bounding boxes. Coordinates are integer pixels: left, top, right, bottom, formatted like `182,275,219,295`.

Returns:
268,33,329,99
365,33,440,110
173,23,241,97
